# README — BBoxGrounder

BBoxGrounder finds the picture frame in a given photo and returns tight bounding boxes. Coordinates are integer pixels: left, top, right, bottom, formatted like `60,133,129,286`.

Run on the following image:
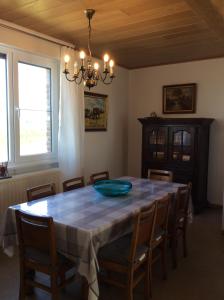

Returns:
163,83,196,114
84,91,108,131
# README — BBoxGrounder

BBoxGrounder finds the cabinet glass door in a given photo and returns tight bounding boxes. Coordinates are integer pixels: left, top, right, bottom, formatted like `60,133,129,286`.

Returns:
170,127,194,162
146,126,168,161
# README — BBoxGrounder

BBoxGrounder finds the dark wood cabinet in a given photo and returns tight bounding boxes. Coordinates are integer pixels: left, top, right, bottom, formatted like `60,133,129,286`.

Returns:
138,117,214,213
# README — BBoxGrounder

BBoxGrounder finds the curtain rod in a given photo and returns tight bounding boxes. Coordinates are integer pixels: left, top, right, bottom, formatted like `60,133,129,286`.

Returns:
0,18,75,49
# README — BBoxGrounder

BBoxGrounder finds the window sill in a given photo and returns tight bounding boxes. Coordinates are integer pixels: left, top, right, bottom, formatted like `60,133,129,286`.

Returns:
0,167,60,183
8,161,58,176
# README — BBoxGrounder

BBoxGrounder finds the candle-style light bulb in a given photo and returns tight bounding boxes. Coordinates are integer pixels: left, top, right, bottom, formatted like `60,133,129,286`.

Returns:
80,50,86,68
109,60,114,68
64,55,70,63
103,53,110,72
80,50,86,60
103,53,109,62
64,54,70,71
94,62,99,70
74,61,78,76
109,59,114,76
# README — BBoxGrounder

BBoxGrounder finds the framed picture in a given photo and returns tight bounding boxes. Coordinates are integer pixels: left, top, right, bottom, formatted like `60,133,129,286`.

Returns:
84,91,108,131
163,83,196,114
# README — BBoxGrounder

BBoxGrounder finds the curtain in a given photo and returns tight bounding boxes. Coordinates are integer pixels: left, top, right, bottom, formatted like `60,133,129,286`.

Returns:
58,47,84,181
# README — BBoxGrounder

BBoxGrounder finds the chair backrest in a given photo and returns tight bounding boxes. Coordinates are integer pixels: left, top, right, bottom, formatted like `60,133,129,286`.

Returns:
129,202,157,263
90,171,109,184
63,176,85,192
154,194,171,234
148,169,173,182
15,210,57,267
174,183,191,222
27,183,56,202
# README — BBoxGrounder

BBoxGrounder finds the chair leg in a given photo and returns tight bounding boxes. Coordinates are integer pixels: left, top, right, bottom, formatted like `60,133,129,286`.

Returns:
144,265,151,300
19,264,31,300
25,269,35,295
161,242,167,280
127,271,134,300
171,235,178,269
126,289,133,300
51,273,59,300
183,227,188,258
148,259,152,298
19,268,26,300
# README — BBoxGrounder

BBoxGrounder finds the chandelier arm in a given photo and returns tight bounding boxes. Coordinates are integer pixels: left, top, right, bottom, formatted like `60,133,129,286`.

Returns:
98,71,107,82
65,70,84,84
65,73,76,82
103,75,114,85
82,70,89,81
98,71,114,84
75,75,84,85
102,79,114,85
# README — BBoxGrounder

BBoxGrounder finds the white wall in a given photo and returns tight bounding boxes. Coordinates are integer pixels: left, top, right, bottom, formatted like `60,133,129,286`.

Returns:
4,23,222,204
0,26,61,59
128,58,224,205
0,26,129,182
84,65,129,181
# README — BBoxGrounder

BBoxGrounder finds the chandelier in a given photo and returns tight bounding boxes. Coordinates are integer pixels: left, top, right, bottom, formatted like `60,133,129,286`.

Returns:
63,9,115,90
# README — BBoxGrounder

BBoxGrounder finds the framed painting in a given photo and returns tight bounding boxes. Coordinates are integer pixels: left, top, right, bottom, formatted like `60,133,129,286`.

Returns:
163,83,196,114
84,91,108,131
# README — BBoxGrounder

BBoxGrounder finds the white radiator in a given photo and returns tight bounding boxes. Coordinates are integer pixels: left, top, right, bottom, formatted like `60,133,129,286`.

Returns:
0,168,61,218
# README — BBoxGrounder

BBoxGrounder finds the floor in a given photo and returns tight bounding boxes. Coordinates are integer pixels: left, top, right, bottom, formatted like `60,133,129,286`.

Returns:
0,208,224,300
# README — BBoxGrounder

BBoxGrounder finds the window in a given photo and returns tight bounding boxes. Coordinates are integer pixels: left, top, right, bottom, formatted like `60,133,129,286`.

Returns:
0,46,58,170
0,54,8,162
18,63,52,156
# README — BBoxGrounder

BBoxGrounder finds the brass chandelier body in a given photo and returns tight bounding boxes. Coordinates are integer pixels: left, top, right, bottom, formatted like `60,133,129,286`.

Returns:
63,9,115,90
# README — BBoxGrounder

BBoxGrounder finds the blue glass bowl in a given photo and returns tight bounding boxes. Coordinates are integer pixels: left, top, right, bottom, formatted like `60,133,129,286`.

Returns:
93,180,132,197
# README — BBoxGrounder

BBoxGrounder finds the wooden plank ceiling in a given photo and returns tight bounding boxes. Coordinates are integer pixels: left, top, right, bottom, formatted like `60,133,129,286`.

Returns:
0,0,223,68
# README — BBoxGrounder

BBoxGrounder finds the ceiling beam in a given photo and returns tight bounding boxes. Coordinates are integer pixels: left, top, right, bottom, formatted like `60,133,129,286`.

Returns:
185,0,224,42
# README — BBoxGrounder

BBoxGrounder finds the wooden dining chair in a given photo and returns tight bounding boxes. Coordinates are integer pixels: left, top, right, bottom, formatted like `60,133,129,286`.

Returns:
98,202,157,300
63,176,85,192
90,171,109,184
15,210,77,300
151,194,171,284
169,183,192,269
27,183,56,202
148,169,173,182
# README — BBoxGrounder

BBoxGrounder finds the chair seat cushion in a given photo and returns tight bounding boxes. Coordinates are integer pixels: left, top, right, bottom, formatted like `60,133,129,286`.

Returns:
98,234,148,266
25,247,73,269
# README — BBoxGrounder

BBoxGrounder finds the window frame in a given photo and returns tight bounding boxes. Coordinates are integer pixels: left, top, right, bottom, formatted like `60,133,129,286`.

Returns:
0,46,13,164
0,45,59,170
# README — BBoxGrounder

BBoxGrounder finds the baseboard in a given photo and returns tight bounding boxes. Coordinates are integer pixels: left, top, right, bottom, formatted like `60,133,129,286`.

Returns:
207,202,222,209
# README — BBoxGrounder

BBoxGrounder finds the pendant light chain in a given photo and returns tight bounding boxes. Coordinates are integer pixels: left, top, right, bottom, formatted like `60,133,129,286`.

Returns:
88,16,92,58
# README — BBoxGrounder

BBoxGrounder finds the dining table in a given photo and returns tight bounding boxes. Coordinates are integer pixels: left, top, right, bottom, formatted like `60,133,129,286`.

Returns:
1,176,186,300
